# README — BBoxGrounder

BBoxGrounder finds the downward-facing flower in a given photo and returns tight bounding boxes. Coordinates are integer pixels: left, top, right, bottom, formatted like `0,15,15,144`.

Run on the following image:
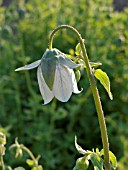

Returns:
15,48,82,104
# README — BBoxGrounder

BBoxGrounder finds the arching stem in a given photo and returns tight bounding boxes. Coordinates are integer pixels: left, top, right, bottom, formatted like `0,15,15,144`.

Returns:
49,25,111,170
21,144,39,169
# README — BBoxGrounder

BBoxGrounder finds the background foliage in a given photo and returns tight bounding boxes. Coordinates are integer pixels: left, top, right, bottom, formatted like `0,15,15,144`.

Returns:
0,0,128,169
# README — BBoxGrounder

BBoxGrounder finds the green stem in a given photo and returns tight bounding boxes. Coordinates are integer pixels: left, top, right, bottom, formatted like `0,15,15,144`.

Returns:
0,156,5,170
49,25,111,170
21,145,39,170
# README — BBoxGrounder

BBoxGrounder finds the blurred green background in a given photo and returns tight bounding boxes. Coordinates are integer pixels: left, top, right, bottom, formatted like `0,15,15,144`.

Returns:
0,0,128,169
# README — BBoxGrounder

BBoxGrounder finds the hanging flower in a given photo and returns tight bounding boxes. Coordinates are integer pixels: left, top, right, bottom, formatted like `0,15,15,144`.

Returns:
15,48,82,104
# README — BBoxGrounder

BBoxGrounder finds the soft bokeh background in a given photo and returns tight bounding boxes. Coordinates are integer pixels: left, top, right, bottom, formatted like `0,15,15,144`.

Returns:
0,0,128,169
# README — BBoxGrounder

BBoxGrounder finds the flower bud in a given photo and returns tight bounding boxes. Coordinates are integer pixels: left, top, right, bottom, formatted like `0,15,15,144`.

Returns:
73,157,89,170
0,145,6,156
15,147,23,159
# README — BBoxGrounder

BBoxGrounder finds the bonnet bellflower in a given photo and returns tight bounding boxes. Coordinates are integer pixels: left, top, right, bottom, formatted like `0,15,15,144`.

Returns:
15,48,82,104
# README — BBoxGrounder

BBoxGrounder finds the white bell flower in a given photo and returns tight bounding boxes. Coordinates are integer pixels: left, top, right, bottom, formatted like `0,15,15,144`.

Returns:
15,48,82,104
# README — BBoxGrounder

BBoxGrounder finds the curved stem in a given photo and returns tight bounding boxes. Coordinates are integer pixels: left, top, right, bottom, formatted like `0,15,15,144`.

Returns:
21,145,39,169
49,25,111,170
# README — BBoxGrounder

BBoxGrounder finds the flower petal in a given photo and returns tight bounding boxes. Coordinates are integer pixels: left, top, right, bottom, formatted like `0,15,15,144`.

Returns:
15,60,41,71
37,66,54,104
58,55,81,69
71,69,82,94
53,63,72,102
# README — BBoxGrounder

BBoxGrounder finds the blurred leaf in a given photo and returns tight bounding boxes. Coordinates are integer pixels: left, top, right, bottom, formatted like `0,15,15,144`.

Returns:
26,159,34,167
0,0,3,6
32,166,43,170
89,62,102,68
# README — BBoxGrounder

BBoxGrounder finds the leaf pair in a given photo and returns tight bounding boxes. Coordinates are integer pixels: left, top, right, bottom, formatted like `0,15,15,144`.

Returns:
74,136,117,170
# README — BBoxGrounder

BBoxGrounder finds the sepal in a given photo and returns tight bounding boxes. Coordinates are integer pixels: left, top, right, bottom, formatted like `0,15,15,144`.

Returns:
58,55,81,69
15,60,41,71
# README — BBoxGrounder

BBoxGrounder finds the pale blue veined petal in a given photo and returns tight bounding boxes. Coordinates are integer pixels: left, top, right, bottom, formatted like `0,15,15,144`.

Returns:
15,60,41,71
53,62,72,102
71,69,82,94
37,66,54,104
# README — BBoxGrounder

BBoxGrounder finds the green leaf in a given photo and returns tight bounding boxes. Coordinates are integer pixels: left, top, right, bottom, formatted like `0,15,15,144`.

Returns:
26,159,34,167
75,39,85,56
73,156,89,170
89,62,102,68
75,43,82,56
109,151,117,169
94,69,113,100
90,153,103,170
100,150,117,169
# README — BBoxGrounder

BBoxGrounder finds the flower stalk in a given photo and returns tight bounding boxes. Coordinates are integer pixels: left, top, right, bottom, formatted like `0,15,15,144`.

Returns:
20,145,39,169
49,25,111,170
0,156,5,170
10,138,39,170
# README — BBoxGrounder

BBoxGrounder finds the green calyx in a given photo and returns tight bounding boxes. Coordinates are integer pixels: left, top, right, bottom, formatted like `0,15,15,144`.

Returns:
40,48,80,90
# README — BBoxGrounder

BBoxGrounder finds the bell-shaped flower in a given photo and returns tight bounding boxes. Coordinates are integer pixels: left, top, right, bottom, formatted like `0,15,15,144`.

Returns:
15,48,82,104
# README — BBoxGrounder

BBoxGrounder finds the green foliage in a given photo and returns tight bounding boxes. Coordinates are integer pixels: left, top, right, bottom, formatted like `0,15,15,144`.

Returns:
0,0,128,169
100,150,117,169
94,69,113,100
74,137,117,170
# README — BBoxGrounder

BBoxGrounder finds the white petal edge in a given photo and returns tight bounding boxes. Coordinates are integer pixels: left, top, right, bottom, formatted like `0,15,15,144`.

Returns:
71,69,82,94
37,66,54,104
15,60,41,71
53,63,72,102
